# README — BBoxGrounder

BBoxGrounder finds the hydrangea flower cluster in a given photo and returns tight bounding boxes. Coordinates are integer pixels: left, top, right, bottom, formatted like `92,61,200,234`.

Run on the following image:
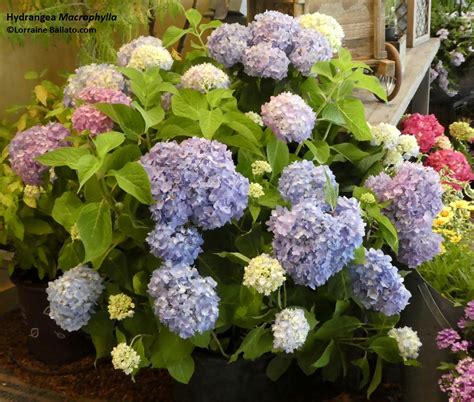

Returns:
261,92,316,143
449,121,474,142
127,45,173,71
207,11,332,78
9,123,70,185
111,343,141,376
251,160,272,176
267,197,365,289
243,254,286,296
108,293,135,321
181,63,230,93
72,87,132,136
278,161,335,205
400,113,445,153
436,329,465,351
147,263,220,339
248,182,265,198
388,327,422,360
245,111,264,127
297,12,345,52
46,265,104,332
424,150,474,189
366,162,443,267
272,308,310,353
117,35,163,66
440,358,474,402
349,248,411,316
63,63,126,107
435,135,453,150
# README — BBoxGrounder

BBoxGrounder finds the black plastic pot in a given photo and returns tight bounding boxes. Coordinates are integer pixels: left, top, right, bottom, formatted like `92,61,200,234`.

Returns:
12,276,92,364
385,26,397,42
400,271,463,402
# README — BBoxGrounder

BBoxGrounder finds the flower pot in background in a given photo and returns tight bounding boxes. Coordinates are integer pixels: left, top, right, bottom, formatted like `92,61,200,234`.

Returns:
400,270,463,402
12,275,93,364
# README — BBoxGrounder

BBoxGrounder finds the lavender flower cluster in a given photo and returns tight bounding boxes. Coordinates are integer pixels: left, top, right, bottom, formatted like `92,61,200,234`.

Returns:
350,248,411,316
207,11,332,78
46,265,104,332
117,36,163,66
147,263,220,339
117,36,172,71
9,123,70,185
366,162,443,268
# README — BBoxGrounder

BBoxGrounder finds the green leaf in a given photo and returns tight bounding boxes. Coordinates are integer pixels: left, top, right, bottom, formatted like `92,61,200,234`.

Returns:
133,103,165,132
104,144,142,172
151,327,194,368
24,70,39,80
83,310,115,359
369,336,402,363
132,271,149,296
310,61,334,80
352,356,370,388
199,20,222,31
52,192,83,230
322,103,345,125
333,300,350,318
94,103,144,139
163,26,191,47
312,340,335,368
330,143,370,162
77,154,101,189
303,309,318,330
23,218,53,235
185,8,202,27
367,356,383,399
366,206,399,253
93,131,125,159
207,89,234,108
58,240,84,270
110,161,153,204
266,136,289,180
215,252,250,265
230,326,273,362
168,356,195,384
337,99,372,141
266,356,292,381
199,108,223,139
314,316,362,340
304,140,330,164
352,246,366,265
76,202,112,262
352,71,387,101
323,171,339,210
36,147,89,169
190,331,211,348
172,93,202,120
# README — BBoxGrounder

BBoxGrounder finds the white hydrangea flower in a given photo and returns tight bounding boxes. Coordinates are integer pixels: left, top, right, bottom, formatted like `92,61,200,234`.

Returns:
243,254,286,295
369,122,401,149
396,134,420,159
181,63,230,93
127,45,173,71
108,293,135,321
388,326,422,360
297,12,345,52
383,149,404,167
272,308,310,353
245,111,264,127
435,135,453,150
111,343,141,375
251,160,272,176
248,182,265,199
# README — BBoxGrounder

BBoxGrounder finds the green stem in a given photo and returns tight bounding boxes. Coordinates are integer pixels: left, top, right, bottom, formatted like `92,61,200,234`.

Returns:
277,287,282,310
295,143,303,157
283,283,287,308
322,123,333,142
211,331,230,359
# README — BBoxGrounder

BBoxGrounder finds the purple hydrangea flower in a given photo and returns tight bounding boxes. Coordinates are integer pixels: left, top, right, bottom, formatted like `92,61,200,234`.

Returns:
289,28,332,75
117,36,163,66
9,123,70,185
267,197,365,289
46,265,104,332
350,248,411,316
261,92,316,143
436,328,461,349
207,23,250,67
451,51,465,67
146,223,203,265
436,28,449,40
249,10,300,53
366,162,443,268
451,340,470,352
464,301,474,320
148,263,220,339
278,161,336,206
75,87,132,105
443,358,474,401
242,43,290,80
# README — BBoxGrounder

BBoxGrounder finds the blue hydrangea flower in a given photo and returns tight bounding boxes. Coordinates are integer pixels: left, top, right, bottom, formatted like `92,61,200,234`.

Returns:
146,223,203,265
289,28,332,75
9,123,70,185
207,23,250,67
46,265,104,332
366,162,443,267
117,36,163,66
261,92,316,143
242,43,290,80
148,263,220,339
267,197,365,289
249,10,300,53
278,161,336,206
350,248,411,316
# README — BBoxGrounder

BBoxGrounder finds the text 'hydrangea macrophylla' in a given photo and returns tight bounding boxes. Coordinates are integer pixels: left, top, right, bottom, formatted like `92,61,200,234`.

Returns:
261,92,316,143
146,223,203,265
349,248,411,316
424,150,474,189
289,28,332,76
297,12,345,52
366,162,443,267
111,343,141,375
148,263,220,339
272,308,310,353
207,23,250,68
388,327,422,360
181,63,230,93
243,254,286,296
46,265,104,332
63,63,126,107
242,43,290,80
400,113,444,153
278,161,336,206
267,197,365,289
117,35,163,66
72,87,132,136
9,123,70,185
108,293,135,321
127,45,173,71
249,10,300,53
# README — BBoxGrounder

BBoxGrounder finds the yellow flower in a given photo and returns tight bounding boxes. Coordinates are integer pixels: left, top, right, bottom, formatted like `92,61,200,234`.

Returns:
433,218,446,227
435,207,454,225
439,243,446,254
449,234,462,244
450,200,472,210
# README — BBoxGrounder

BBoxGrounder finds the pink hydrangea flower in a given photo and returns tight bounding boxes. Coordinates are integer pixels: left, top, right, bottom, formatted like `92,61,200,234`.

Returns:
424,150,474,189
401,113,444,153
